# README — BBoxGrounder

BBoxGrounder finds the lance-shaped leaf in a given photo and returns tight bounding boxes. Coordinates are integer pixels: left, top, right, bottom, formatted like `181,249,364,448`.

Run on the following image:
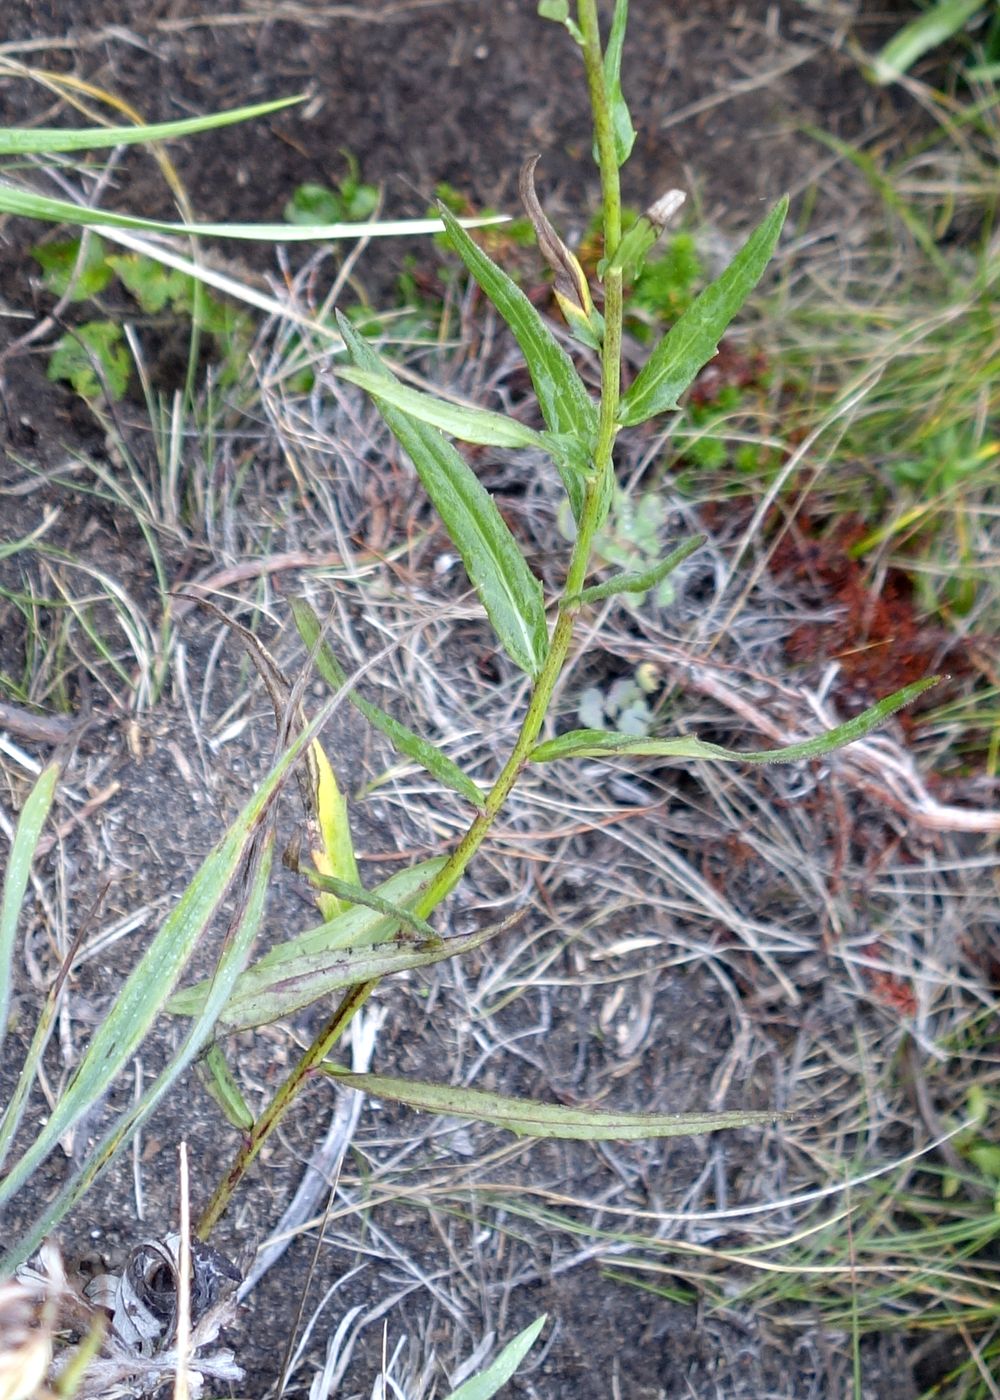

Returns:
196,1043,255,1133
0,763,58,1072
309,742,359,920
437,203,597,520
531,677,940,764
168,858,448,1027
445,1317,547,1400
336,367,547,450
2,833,273,1270
324,1070,781,1141
567,534,705,606
600,0,636,168
601,190,686,284
337,313,549,678
0,715,314,1212
292,599,485,811
618,197,789,427
172,913,503,1035
297,869,441,944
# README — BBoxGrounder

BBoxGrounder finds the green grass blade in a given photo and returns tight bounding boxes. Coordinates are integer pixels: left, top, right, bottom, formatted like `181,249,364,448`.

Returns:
336,368,547,450
1,834,273,1271
291,599,485,810
0,183,506,242
436,203,597,517
531,678,940,763
0,719,315,1211
0,763,58,1072
325,1070,780,1140
618,197,788,427
569,534,705,605
0,97,303,155
803,128,952,279
870,0,984,84
444,1317,547,1400
337,314,549,679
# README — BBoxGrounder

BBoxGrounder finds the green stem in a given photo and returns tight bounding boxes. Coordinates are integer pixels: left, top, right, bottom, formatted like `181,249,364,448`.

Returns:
198,4,626,1238
196,979,372,1238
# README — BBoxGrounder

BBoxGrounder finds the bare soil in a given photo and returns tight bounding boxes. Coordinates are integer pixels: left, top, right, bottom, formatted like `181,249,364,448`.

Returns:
2,3,995,1398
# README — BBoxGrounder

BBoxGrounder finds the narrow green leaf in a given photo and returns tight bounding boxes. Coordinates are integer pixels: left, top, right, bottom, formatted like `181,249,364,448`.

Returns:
601,0,636,167
803,128,951,279
618,197,788,427
569,534,705,606
299,870,441,944
531,678,940,764
168,859,449,1024
173,912,499,1035
870,0,984,84
0,184,507,243
291,599,485,810
337,313,549,679
445,1317,547,1400
2,833,273,1271
337,366,547,450
0,716,313,1212
0,763,58,1070
436,203,596,519
196,1043,256,1133
326,1070,780,1141
0,97,303,156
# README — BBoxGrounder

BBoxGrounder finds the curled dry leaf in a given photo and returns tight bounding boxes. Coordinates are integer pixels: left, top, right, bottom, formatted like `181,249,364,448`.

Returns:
12,1235,243,1398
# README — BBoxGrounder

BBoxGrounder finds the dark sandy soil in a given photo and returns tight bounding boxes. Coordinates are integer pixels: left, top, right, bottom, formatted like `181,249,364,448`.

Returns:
1,3,989,1398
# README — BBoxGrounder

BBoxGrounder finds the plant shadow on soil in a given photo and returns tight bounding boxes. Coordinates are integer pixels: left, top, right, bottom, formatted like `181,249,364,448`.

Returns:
1,2,994,1397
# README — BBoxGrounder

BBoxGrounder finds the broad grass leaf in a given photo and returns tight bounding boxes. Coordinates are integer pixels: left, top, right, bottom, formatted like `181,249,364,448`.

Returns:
326,1070,780,1140
337,313,549,679
337,367,547,450
531,678,940,763
444,1317,547,1400
291,598,485,810
0,763,58,1076
2,833,273,1271
618,197,789,427
436,203,596,519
